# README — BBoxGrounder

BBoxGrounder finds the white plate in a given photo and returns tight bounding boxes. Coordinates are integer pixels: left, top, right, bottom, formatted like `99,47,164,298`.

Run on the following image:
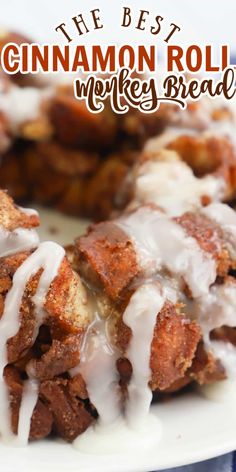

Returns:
1,391,236,472
2,207,236,472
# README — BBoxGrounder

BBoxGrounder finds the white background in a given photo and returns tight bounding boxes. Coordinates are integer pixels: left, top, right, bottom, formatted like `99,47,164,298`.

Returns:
0,0,235,52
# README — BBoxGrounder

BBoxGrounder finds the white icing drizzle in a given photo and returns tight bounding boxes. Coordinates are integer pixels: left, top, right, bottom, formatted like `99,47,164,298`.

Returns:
133,159,225,216
1,195,236,447
117,207,216,298
0,239,65,443
208,98,236,150
200,378,236,403
123,283,164,426
192,280,236,336
190,279,236,380
72,283,167,431
71,313,121,426
17,206,39,217
116,204,236,398
144,128,197,156
209,341,236,379
73,283,165,451
0,227,39,258
73,413,162,454
193,203,236,382
144,102,236,154
72,196,236,446
0,85,52,134
201,202,236,259
162,96,228,131
17,379,39,446
0,199,231,446
201,202,236,225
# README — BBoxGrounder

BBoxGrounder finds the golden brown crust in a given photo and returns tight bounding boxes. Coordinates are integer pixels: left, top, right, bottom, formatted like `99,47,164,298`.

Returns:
0,254,94,440
116,302,201,391
45,257,91,335
4,365,93,441
0,245,91,367
150,304,201,390
159,376,192,394
167,134,236,177
153,339,227,393
82,158,129,220
0,255,91,364
0,112,11,153
68,374,88,400
0,147,29,201
76,221,139,300
0,190,39,231
49,90,118,150
211,326,236,346
4,366,53,439
175,212,232,277
188,343,226,385
26,334,82,381
33,141,99,178
39,378,93,441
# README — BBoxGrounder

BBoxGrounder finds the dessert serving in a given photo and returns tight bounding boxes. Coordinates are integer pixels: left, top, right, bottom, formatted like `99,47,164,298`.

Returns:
0,29,236,453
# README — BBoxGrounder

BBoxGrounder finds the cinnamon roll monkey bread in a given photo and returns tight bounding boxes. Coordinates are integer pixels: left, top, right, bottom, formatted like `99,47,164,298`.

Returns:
0,29,236,446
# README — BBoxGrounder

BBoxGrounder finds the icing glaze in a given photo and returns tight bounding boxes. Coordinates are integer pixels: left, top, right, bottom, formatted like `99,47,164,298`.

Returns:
133,159,225,216
0,230,64,443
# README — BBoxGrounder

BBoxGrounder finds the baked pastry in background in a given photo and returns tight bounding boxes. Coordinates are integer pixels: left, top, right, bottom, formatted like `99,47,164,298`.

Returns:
0,31,236,220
